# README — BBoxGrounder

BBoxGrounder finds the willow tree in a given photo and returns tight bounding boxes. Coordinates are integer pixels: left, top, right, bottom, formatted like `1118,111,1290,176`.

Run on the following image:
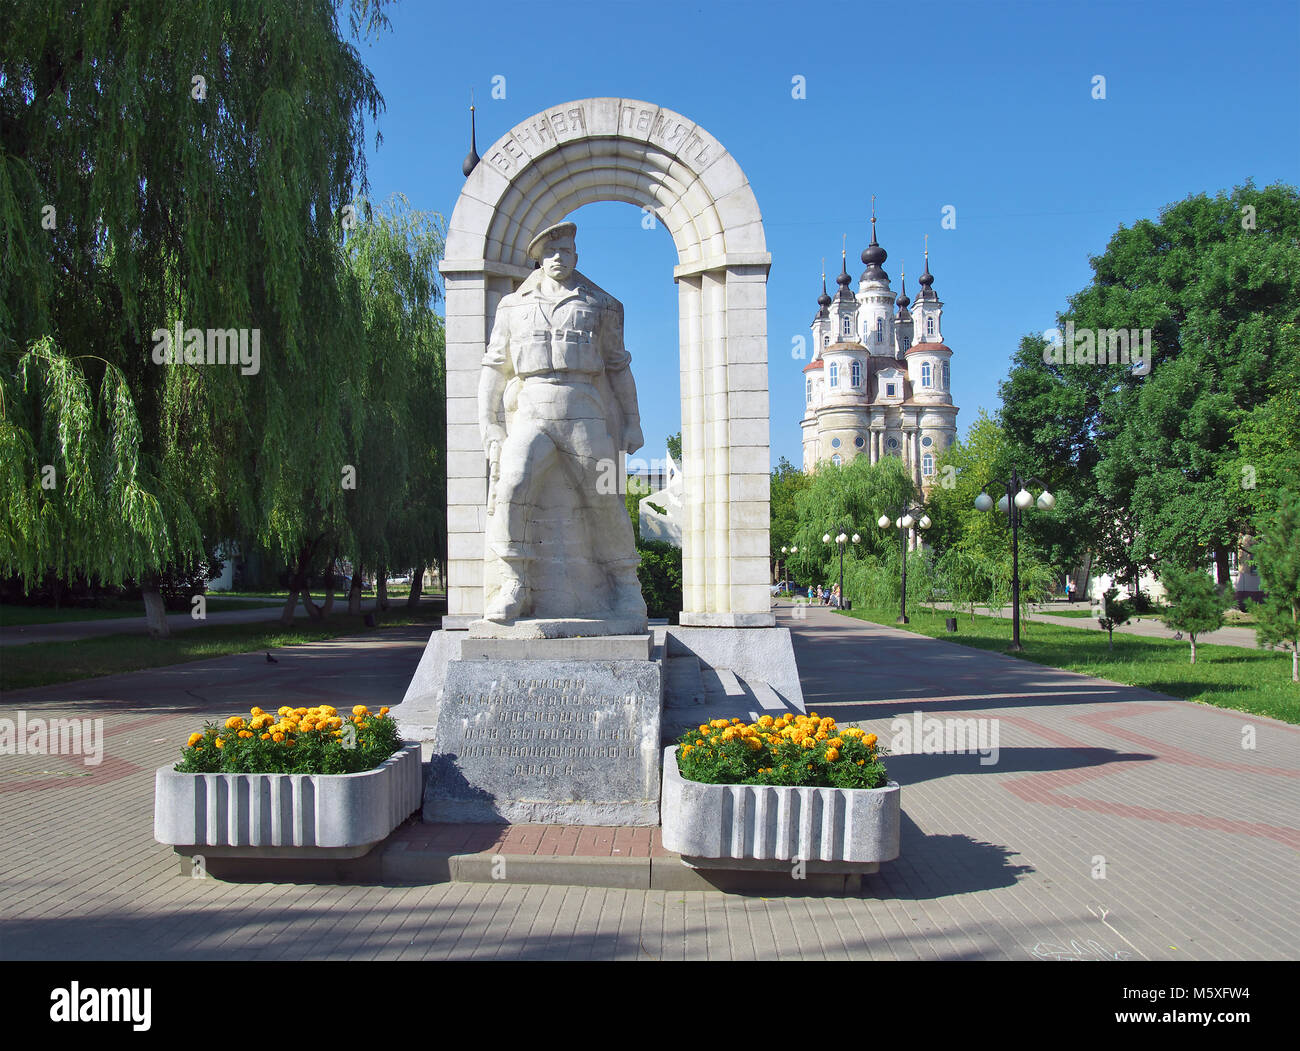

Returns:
0,0,391,634
338,194,447,618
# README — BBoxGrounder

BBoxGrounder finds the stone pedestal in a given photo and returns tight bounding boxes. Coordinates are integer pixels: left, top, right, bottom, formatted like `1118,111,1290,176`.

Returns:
412,634,663,826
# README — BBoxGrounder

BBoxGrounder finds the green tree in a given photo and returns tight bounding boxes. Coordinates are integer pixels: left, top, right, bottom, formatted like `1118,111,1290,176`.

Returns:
0,0,394,634
769,455,809,576
925,410,1018,562
1249,481,1300,683
1161,566,1228,665
999,182,1300,591
666,430,682,463
1096,586,1133,652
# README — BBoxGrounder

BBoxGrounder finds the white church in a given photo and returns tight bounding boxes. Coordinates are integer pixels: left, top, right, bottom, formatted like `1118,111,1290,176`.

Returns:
801,212,958,495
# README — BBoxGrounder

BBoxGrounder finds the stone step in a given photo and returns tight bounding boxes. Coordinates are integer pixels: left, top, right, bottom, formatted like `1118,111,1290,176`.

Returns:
663,654,704,708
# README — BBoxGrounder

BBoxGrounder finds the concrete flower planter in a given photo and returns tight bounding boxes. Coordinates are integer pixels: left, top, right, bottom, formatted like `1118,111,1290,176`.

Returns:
660,746,900,872
154,742,422,859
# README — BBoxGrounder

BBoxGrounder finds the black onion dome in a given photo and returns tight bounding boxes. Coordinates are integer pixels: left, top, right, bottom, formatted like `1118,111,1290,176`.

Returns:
834,250,856,303
860,216,888,282
895,272,911,315
916,253,937,299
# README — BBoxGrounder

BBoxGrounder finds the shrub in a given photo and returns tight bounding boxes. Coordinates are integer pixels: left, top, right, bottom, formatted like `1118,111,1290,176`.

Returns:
676,713,888,790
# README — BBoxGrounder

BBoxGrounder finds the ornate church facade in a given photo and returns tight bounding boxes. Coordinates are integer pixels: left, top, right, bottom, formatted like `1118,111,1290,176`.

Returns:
801,214,959,493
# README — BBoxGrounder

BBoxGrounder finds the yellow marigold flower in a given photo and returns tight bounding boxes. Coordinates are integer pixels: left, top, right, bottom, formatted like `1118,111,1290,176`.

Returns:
225,716,245,730
857,759,865,766
187,732,203,747
295,707,308,716
829,738,843,749
746,737,762,751
826,748,840,762
864,734,878,747
238,730,253,739
261,733,271,741
721,727,739,741
353,705,369,716
731,718,742,725
682,744,693,755
272,733,285,743
320,705,337,716
710,718,727,729
250,707,265,716
277,706,294,717
801,737,815,750
379,707,390,716
695,739,704,747
710,736,720,746
815,731,829,741
699,724,709,734
758,715,774,728
214,738,224,749
809,712,819,720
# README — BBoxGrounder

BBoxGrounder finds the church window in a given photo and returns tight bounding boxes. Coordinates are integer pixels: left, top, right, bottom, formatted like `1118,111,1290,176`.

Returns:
831,454,842,466
922,453,934,476
901,335,911,352
926,317,935,336
942,361,950,388
876,317,884,344
922,435,933,447
806,377,812,403
887,437,899,450
829,362,839,386
855,434,865,448
823,335,830,347
842,316,851,335
851,361,861,386
885,382,896,397
921,362,932,387
831,437,841,449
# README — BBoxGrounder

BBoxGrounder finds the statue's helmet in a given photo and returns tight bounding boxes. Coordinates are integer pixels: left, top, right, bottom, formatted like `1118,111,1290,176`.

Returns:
526,221,577,262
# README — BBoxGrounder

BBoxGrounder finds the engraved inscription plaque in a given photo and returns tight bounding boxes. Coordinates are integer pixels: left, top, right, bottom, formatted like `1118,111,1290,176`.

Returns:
427,658,663,825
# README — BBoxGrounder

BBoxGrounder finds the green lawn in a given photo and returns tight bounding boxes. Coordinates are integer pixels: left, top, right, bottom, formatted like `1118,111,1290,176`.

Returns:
840,605,1299,725
0,606,442,692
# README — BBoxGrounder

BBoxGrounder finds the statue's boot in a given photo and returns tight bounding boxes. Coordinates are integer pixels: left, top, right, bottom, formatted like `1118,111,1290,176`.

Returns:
485,545,530,622
609,563,648,619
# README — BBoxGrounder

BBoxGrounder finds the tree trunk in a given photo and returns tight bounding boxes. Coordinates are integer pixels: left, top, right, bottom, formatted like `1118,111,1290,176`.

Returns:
302,587,323,620
348,566,363,615
1215,545,1232,593
280,540,320,626
1189,634,1197,665
321,560,336,617
376,564,389,611
407,564,424,609
142,574,170,638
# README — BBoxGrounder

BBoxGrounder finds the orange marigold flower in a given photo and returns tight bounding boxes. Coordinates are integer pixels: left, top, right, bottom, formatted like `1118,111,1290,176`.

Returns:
826,748,840,762
272,733,285,743
698,724,709,734
801,738,816,750
237,730,253,739
379,707,390,716
261,733,271,740
214,738,225,749
864,733,878,747
353,705,369,716
186,733,203,747
758,715,774,728
225,716,245,730
250,707,265,716
829,738,843,749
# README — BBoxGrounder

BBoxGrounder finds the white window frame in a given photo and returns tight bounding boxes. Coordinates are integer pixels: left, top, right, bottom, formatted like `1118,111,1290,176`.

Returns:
829,361,839,387
851,360,861,387
921,362,932,387
876,317,884,344
926,317,935,336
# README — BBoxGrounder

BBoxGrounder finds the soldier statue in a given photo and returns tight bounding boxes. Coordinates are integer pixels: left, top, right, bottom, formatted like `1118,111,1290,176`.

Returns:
478,221,647,626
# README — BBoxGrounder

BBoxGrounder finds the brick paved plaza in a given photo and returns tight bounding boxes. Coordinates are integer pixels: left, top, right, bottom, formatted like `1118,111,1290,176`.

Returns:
2,607,1297,961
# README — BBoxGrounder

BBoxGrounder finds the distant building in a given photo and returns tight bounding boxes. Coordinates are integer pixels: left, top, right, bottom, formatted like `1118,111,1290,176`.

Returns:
801,211,959,495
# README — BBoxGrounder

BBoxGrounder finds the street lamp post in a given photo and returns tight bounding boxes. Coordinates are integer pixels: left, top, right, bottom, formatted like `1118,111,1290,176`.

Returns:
974,468,1056,651
778,545,798,594
877,504,931,623
821,530,859,609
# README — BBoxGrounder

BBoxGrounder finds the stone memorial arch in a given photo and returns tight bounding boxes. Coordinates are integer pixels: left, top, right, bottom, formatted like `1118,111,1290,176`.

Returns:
440,97,775,629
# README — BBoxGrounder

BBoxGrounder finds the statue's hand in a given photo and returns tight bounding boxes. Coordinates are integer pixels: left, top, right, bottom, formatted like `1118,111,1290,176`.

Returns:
484,425,507,459
623,419,644,456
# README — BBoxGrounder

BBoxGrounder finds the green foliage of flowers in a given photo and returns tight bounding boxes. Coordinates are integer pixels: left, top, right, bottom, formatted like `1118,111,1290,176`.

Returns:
675,713,888,790
175,703,400,775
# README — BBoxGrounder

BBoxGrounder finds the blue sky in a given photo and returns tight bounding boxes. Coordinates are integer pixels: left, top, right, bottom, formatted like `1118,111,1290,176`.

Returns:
356,0,1300,469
